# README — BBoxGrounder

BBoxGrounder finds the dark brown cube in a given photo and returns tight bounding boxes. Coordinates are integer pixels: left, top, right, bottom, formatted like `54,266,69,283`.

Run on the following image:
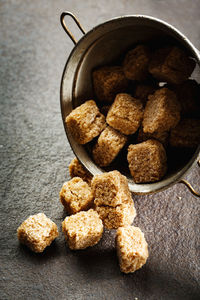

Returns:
169,118,200,148
92,66,129,103
137,126,169,147
123,45,151,81
149,46,195,84
134,82,157,106
174,80,200,116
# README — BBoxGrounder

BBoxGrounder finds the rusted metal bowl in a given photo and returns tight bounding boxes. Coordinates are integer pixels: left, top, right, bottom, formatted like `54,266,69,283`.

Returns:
60,12,200,196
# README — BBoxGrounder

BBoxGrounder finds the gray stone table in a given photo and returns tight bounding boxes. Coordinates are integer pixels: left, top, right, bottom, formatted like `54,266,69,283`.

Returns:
0,0,200,299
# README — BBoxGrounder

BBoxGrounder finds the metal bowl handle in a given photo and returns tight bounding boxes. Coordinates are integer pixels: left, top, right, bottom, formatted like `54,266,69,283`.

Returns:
179,159,200,197
60,11,85,45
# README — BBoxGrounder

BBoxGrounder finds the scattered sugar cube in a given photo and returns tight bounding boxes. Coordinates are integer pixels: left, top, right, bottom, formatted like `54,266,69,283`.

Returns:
91,170,132,207
95,200,136,229
17,213,58,253
116,226,149,273
60,177,94,214
62,209,103,250
69,158,93,185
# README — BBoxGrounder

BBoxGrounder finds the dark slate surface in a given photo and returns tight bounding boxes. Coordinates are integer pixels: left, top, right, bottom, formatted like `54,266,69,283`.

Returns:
0,1,200,299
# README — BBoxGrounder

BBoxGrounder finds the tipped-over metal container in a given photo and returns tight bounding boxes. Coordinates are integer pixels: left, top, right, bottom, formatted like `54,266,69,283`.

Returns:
60,12,200,196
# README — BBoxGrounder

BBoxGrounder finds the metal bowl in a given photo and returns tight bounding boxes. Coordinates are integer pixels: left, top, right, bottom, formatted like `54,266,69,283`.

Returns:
60,12,200,196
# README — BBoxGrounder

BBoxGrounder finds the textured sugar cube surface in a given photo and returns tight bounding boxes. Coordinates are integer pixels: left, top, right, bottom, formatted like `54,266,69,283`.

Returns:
65,100,106,144
60,177,94,214
169,118,200,148
92,170,136,229
116,226,149,274
69,158,93,185
142,88,181,134
91,170,132,207
62,209,103,250
106,93,143,135
92,126,127,167
95,200,136,229
127,139,167,183
123,45,151,81
93,66,129,103
149,46,195,84
17,213,59,253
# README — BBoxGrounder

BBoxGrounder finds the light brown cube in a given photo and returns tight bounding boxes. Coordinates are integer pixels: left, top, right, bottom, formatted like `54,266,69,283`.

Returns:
62,209,103,250
169,118,200,148
93,66,129,103
92,126,127,167
149,46,195,84
127,139,167,183
116,226,149,273
65,100,106,144
17,213,59,253
142,88,181,134
60,177,94,214
91,170,132,207
69,158,93,185
106,93,143,135
95,200,136,229
137,126,169,147
123,45,151,81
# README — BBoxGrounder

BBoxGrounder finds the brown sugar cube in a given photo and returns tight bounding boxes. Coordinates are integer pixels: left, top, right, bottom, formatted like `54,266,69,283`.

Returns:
65,100,106,144
62,209,103,250
149,46,195,84
92,126,127,167
134,82,157,106
127,139,167,183
92,66,129,103
17,213,59,253
91,170,133,207
174,80,200,116
137,126,169,147
123,45,151,81
116,226,149,273
142,88,181,134
95,200,136,229
69,158,93,185
106,93,143,135
60,177,94,214
169,118,200,148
